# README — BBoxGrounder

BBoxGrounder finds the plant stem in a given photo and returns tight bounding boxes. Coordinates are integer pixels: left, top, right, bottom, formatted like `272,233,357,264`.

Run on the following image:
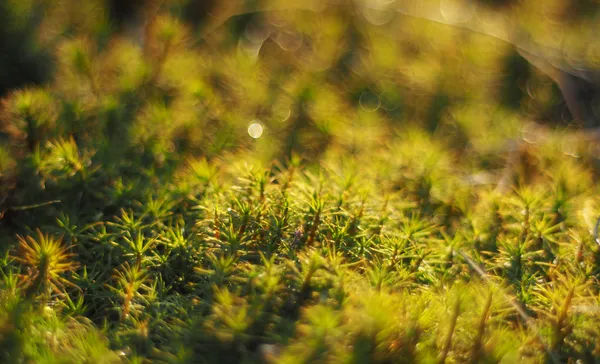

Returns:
439,297,461,364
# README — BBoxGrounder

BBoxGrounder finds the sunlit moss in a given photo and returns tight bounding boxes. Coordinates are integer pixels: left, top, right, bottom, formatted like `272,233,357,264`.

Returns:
1,0,600,363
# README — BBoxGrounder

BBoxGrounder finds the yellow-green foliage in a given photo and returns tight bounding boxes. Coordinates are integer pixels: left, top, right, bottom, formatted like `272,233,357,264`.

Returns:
1,0,600,363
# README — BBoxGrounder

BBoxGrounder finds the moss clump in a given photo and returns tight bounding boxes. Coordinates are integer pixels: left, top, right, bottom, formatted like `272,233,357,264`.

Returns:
2,1,600,363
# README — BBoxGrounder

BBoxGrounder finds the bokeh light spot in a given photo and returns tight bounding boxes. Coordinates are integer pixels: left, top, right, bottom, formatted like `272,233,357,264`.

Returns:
359,91,381,112
248,122,264,139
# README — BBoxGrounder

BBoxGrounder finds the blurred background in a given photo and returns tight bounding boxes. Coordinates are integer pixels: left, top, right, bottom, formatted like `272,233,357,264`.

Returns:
1,0,600,213
2,0,600,152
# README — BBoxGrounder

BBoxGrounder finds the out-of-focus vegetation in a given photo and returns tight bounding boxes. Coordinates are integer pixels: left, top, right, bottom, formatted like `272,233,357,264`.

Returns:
2,0,600,362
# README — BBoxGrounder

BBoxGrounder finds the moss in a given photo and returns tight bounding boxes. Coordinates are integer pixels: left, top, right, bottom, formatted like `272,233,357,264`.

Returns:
1,1,600,362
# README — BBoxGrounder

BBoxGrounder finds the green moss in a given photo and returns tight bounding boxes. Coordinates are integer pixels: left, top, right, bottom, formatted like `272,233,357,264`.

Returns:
1,1,600,362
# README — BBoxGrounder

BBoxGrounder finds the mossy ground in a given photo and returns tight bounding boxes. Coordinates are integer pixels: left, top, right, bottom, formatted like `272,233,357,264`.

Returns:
2,1,600,363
